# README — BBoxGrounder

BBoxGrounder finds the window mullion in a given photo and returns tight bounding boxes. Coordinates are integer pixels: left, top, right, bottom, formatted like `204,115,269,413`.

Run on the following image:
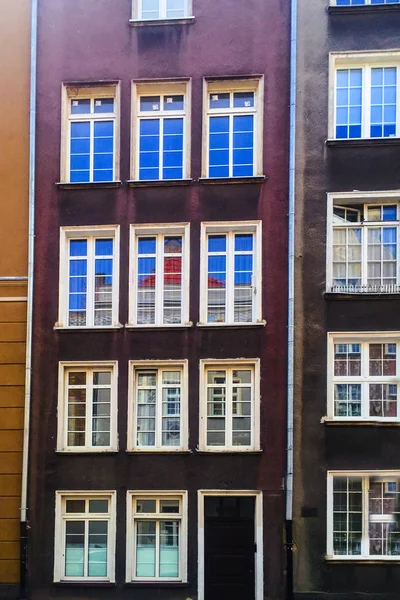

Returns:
161,0,166,19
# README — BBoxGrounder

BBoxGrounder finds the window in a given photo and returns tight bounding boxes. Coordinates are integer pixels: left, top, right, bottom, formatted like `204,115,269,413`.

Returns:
132,0,193,21
58,226,120,328
54,492,116,582
328,334,400,421
199,360,260,451
61,85,119,183
330,52,400,140
327,194,400,293
332,0,400,5
126,492,188,582
131,81,191,181
129,224,189,326
57,363,118,452
128,361,188,451
200,222,261,325
203,79,263,178
327,473,400,559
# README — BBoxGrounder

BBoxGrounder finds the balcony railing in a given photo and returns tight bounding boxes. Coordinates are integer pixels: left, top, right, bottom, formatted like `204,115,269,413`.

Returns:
329,283,400,294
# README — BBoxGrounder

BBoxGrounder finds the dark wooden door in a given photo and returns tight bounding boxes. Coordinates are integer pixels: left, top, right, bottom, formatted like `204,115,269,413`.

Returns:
204,496,255,600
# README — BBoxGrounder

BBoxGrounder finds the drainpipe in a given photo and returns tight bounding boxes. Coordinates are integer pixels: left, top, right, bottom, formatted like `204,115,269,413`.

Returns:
286,0,297,597
20,0,38,597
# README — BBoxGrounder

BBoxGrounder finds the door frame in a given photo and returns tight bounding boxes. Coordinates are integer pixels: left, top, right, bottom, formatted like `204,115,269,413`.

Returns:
197,490,263,600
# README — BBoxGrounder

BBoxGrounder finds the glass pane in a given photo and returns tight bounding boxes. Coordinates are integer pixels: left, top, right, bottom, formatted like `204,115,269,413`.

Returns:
160,500,180,513
71,99,90,114
88,521,108,577
94,98,114,113
136,500,157,513
65,521,85,577
66,500,85,513
136,521,156,577
160,521,179,577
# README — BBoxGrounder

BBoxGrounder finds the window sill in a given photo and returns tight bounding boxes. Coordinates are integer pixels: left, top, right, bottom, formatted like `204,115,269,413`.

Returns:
127,178,192,188
198,176,266,185
196,449,263,454
328,4,400,14
325,291,400,300
322,417,400,426
56,449,119,454
54,582,115,587
326,138,400,148
126,450,191,454
129,16,195,26
196,320,266,329
56,181,122,190
325,556,400,563
124,582,189,587
125,322,193,330
54,324,123,331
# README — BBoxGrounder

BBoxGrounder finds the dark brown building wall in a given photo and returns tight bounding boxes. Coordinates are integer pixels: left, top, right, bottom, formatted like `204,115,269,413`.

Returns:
30,1,290,599
294,0,400,598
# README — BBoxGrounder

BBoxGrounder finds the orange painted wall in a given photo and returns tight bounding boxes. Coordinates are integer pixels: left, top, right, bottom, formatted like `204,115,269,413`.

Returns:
0,0,30,585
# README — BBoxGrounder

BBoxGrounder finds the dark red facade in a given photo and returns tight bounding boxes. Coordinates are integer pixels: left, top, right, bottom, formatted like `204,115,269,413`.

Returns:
28,1,290,598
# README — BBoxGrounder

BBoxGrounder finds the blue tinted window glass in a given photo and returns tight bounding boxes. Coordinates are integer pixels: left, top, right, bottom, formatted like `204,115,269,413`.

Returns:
233,114,254,133
209,93,230,109
94,121,113,137
71,99,90,114
69,277,87,293
69,294,87,310
138,257,156,279
94,98,114,113
71,138,90,154
208,255,227,273
233,149,253,167
209,166,230,178
209,133,229,150
233,165,254,177
94,170,113,182
233,115,254,176
163,151,183,167
71,122,90,138
348,125,362,138
140,119,160,180
235,254,253,272
94,137,113,153
233,92,254,108
209,150,229,167
383,205,397,221
163,95,184,111
69,260,87,276
235,234,253,252
140,135,159,152
208,235,226,253
140,96,161,112
371,67,397,138
383,227,397,244
70,155,90,171
138,238,156,255
163,118,183,179
95,239,113,256
163,167,183,179
164,118,183,135
336,69,362,139
70,171,89,183
140,120,160,136
70,240,87,257
70,122,90,181
94,155,113,170
209,116,229,133
139,168,159,181
140,152,159,168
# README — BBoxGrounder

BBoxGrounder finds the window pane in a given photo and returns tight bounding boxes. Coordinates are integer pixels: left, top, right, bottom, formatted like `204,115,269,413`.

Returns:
139,119,160,181
160,521,179,577
140,96,161,112
70,122,90,182
166,0,186,18
233,115,254,177
370,68,397,139
94,238,113,326
332,477,362,556
334,384,362,417
209,116,229,178
66,500,85,513
94,98,114,113
141,0,159,20
160,500,180,513
136,499,157,513
88,521,108,577
137,372,157,447
71,99,90,114
209,93,230,109
163,95,184,111
65,521,85,577
89,500,109,513
335,69,362,139
163,118,183,180
93,121,114,182
136,521,156,577
233,92,255,108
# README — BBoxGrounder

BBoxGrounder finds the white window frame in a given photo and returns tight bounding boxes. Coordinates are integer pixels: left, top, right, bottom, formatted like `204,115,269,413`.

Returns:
329,51,400,140
131,0,193,21
327,471,400,561
54,491,116,582
202,78,264,179
130,80,191,181
126,491,188,582
57,225,120,329
327,332,400,422
199,358,260,452
326,190,400,293
128,223,190,327
127,360,188,451
199,221,262,326
197,490,263,600
60,84,120,183
57,362,118,452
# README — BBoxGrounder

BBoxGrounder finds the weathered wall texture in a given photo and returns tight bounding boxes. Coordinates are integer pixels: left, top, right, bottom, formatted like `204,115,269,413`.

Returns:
0,0,30,591
294,0,400,598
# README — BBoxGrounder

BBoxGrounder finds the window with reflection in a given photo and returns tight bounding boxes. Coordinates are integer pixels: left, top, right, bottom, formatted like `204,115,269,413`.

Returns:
135,0,191,21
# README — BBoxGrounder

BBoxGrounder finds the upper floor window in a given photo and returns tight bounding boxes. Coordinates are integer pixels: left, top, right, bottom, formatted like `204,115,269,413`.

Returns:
131,80,191,181
54,492,116,582
129,224,190,327
331,53,400,140
58,226,120,328
203,79,263,178
327,473,400,560
327,194,400,293
199,359,260,452
200,222,261,325
61,85,119,183
332,0,400,5
328,334,400,422
132,0,192,21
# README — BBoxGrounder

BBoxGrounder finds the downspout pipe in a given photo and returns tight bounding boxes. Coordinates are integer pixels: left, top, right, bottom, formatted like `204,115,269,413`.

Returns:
286,0,297,597
20,0,38,597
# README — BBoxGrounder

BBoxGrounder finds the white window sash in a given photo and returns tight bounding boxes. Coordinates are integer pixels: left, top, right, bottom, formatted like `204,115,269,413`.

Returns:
138,0,188,19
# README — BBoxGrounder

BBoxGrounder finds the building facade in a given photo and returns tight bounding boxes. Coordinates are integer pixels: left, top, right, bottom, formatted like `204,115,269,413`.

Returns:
294,0,400,598
28,1,290,599
0,0,30,597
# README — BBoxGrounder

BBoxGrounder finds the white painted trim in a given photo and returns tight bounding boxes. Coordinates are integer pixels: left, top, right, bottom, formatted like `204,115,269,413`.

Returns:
0,297,28,302
54,490,116,582
132,0,193,20
199,221,262,325
128,223,190,326
198,359,260,452
126,490,188,582
127,360,189,451
327,472,400,560
58,225,120,328
57,361,118,452
197,490,263,600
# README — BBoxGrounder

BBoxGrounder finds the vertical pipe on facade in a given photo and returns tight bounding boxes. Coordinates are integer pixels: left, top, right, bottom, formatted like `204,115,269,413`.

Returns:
286,0,297,596
20,0,37,597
